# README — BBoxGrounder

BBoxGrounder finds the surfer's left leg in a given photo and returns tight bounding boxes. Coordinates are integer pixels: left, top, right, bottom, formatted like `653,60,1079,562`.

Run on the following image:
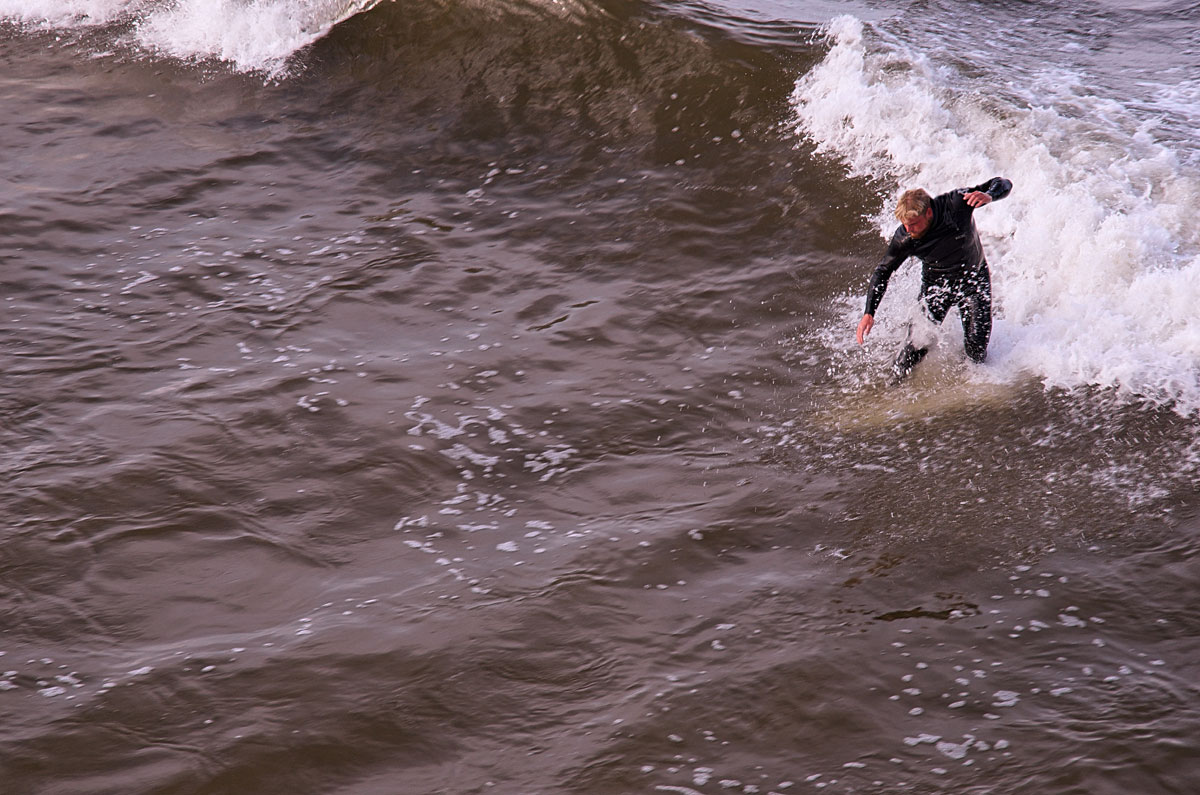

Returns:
960,266,992,363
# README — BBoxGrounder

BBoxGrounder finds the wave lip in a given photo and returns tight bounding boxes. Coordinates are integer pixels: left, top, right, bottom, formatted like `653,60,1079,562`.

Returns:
0,0,132,27
0,0,383,75
0,0,611,75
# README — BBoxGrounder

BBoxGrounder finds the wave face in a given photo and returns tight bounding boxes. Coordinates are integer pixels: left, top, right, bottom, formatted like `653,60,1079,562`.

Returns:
792,12,1200,412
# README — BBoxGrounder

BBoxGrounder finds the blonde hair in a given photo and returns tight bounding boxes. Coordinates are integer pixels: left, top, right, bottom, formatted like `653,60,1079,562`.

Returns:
894,189,932,222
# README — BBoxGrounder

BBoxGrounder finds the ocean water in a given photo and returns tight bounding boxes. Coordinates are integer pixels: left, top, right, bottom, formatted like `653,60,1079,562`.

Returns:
1,1,1198,793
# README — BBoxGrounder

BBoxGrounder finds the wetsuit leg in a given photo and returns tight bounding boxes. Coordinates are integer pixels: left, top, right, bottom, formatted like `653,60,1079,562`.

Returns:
891,280,952,382
959,266,992,363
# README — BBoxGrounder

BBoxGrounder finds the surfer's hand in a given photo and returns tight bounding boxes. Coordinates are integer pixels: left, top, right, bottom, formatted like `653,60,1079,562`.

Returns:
964,190,992,208
856,314,873,345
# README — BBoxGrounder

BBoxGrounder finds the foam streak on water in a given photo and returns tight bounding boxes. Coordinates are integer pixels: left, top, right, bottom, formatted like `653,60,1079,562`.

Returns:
791,15,1200,413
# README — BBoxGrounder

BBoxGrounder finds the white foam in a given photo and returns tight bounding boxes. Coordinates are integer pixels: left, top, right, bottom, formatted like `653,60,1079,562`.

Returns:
133,0,376,75
0,0,131,26
0,0,381,75
793,16,1200,413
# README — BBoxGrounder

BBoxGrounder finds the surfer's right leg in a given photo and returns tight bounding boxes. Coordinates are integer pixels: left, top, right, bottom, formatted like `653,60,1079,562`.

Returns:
891,282,949,383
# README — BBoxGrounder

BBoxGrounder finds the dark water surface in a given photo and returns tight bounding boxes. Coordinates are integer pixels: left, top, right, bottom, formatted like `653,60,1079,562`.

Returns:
2,1,1199,793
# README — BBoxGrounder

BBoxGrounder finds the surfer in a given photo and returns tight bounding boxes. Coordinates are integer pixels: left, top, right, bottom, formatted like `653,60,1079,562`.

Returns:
855,177,1012,381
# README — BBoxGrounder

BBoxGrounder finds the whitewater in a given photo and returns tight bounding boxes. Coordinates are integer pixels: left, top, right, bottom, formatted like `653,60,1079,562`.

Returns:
793,14,1200,413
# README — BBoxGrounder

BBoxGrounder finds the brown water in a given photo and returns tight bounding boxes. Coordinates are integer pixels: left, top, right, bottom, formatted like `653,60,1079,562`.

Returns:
2,1,1199,793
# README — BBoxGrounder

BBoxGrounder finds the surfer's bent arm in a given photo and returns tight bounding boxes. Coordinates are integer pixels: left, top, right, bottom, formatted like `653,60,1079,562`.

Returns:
962,177,1012,208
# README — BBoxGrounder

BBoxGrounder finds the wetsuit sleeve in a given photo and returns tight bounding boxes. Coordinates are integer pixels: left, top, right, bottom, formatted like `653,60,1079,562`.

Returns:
864,228,909,316
969,177,1012,202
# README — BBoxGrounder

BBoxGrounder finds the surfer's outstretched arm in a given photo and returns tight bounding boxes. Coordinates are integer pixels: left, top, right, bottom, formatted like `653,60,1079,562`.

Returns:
856,233,909,344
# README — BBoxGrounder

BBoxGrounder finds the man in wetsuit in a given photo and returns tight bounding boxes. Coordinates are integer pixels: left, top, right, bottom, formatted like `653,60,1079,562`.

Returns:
855,177,1012,381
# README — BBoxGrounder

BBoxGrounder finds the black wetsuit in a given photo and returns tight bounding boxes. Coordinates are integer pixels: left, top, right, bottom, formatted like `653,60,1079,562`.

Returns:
864,177,1012,377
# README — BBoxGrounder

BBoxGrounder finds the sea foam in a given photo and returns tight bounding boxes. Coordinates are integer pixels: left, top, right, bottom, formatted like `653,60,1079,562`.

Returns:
0,0,380,74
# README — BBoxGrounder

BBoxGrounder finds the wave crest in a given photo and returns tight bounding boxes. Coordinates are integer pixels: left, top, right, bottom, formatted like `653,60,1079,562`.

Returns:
0,0,382,74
